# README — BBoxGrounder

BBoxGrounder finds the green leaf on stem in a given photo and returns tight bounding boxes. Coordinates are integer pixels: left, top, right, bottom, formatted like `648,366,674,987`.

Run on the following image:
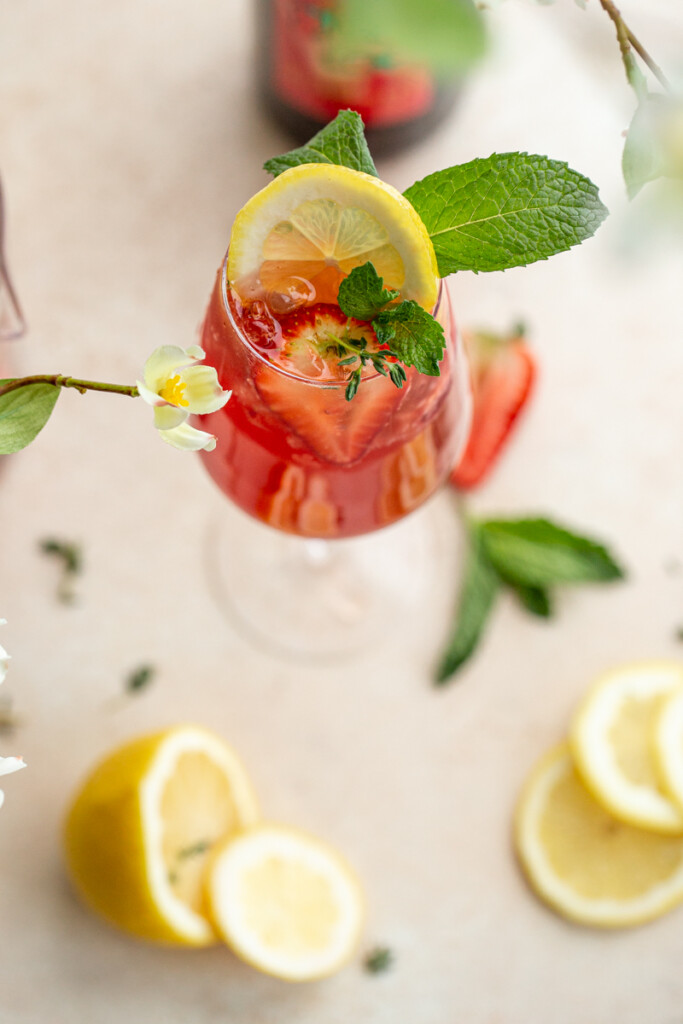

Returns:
403,153,609,275
0,381,60,454
479,518,625,587
338,263,399,320
263,110,378,178
373,301,445,375
434,522,500,684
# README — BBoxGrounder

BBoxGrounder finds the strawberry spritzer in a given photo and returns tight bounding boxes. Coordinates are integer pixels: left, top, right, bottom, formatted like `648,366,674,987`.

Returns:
197,260,470,540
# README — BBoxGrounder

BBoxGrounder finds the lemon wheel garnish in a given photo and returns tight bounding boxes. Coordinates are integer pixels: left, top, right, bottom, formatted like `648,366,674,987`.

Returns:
570,662,683,834
655,685,683,812
206,823,365,980
515,743,683,928
64,726,259,946
227,163,438,311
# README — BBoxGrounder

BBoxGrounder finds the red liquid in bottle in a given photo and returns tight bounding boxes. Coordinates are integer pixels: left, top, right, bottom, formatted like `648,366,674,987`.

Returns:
197,261,471,539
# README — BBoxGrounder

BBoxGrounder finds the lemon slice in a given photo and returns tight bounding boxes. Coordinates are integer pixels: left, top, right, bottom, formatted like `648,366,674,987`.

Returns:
654,683,683,811
515,743,683,927
64,725,259,946
570,662,683,834
227,163,438,310
206,823,365,980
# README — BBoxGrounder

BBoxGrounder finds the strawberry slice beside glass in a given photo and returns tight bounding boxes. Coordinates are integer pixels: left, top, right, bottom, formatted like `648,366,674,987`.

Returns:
450,327,536,490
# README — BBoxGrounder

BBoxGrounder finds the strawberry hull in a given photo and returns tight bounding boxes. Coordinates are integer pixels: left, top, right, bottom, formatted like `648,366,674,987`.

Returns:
197,263,471,539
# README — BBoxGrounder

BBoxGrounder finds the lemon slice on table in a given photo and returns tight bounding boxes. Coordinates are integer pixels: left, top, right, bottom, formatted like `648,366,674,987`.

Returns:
654,684,683,812
64,725,259,946
515,744,683,928
227,163,438,310
570,662,683,834
206,823,365,981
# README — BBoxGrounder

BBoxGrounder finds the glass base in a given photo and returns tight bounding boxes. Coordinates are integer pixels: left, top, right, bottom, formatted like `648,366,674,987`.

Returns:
204,496,457,662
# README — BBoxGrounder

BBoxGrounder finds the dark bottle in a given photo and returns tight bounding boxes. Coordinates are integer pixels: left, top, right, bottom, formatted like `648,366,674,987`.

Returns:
256,0,460,156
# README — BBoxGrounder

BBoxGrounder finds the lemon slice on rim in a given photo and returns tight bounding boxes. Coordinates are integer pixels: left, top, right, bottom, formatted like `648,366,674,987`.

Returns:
570,662,683,834
64,725,259,946
227,163,438,310
206,823,365,980
515,744,683,928
654,684,683,812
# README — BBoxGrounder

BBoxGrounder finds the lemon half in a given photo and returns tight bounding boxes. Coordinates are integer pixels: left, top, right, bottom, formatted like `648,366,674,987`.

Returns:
570,662,683,834
206,823,365,981
64,726,259,946
515,744,683,928
227,163,438,310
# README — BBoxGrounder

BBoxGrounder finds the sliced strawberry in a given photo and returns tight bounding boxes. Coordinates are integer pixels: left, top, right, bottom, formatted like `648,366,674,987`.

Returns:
255,303,403,465
451,328,536,489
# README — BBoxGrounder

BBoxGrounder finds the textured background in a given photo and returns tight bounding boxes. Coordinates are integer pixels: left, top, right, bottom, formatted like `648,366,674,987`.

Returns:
1,1,682,1021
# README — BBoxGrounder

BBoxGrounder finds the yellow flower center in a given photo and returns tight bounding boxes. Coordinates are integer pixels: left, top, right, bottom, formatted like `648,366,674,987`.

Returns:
159,374,189,408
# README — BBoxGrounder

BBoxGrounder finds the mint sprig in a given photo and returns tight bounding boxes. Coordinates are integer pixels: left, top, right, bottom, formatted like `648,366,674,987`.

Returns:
337,262,398,320
263,110,378,179
336,263,444,399
404,153,609,275
435,516,625,684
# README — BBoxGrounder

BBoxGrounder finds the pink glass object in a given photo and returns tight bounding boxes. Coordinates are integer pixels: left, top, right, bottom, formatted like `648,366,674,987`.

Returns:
0,176,26,344
195,256,472,659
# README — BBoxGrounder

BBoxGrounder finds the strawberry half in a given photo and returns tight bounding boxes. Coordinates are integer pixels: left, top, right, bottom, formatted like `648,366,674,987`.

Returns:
451,327,536,489
256,303,403,465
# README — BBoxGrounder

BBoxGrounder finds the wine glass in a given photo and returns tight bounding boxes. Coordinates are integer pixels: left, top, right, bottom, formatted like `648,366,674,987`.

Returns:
0,175,25,344
196,254,471,659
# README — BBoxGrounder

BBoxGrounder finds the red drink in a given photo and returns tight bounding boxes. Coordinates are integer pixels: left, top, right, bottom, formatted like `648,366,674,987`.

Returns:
197,259,471,539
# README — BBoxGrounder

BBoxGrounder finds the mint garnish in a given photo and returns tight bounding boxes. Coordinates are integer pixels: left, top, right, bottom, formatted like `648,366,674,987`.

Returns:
332,0,486,75
404,153,609,275
263,110,378,179
435,522,500,684
435,516,624,683
373,302,445,376
479,518,624,586
334,263,444,397
338,263,399,320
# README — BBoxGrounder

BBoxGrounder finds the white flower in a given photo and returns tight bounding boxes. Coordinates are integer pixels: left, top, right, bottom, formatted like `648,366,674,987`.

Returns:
0,618,9,685
0,755,26,809
137,345,231,452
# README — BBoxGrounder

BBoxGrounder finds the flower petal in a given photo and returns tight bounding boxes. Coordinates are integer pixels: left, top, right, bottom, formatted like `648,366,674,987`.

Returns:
153,403,188,430
179,365,232,414
0,643,9,686
0,755,25,776
143,345,202,392
158,422,217,452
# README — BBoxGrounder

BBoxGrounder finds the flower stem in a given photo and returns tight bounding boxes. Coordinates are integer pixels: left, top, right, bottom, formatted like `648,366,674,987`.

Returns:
0,375,139,400
598,0,671,96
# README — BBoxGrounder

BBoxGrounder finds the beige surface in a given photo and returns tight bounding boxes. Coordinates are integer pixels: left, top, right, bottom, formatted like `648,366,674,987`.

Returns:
1,1,683,1021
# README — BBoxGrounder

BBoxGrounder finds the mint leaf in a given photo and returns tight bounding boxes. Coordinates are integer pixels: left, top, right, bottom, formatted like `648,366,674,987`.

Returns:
479,518,625,587
337,263,398,320
373,301,445,375
332,0,486,74
0,381,60,453
434,523,500,684
512,584,553,618
263,111,378,179
403,153,608,275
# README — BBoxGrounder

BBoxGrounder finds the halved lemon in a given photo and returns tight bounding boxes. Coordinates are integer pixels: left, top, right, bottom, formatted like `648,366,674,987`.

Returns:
515,743,683,927
227,163,438,310
655,684,683,812
570,662,683,834
206,823,365,980
64,725,259,946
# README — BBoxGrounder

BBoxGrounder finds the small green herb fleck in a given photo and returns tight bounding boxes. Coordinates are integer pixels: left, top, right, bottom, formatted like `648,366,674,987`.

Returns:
176,840,211,861
0,697,20,736
125,664,155,694
675,626,683,643
39,537,83,604
364,946,394,974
